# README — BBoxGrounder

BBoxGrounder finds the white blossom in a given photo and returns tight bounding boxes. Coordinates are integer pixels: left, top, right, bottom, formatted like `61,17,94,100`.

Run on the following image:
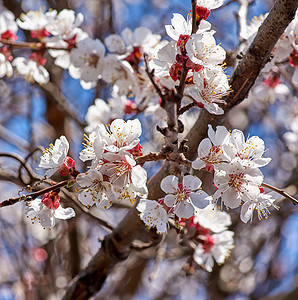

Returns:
45,9,83,39
0,53,13,78
192,124,230,171
76,168,115,210
223,129,271,168
185,67,230,115
17,10,57,32
99,151,147,194
240,192,279,223
38,135,69,177
45,28,89,69
165,13,212,41
69,37,105,89
12,57,49,84
194,204,232,233
26,198,75,229
161,175,210,219
194,230,234,272
213,158,263,209
196,0,225,10
137,199,169,233
185,32,226,68
0,10,18,36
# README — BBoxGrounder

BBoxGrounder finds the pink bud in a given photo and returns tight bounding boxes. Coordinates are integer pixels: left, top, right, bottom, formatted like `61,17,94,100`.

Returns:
124,99,137,114
57,156,76,176
41,192,60,209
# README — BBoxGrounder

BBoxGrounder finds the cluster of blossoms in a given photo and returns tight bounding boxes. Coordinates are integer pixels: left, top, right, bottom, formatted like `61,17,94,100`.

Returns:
0,0,231,131
193,125,279,222
3,0,288,276
181,205,234,272
27,118,147,228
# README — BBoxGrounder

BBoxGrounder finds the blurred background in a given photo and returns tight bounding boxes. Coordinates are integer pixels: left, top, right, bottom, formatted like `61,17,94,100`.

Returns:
0,0,298,299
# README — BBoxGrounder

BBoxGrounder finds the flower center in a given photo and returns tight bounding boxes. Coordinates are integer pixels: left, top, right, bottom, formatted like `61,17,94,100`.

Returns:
115,159,132,177
85,53,99,68
228,172,245,191
175,183,191,202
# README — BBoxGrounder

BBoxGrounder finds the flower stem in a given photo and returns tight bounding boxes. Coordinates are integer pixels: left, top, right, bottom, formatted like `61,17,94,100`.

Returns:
261,182,298,205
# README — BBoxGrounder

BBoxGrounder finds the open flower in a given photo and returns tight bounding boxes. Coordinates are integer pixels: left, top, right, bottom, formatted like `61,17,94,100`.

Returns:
76,168,115,210
192,124,230,171
194,230,234,272
99,151,147,194
240,191,279,223
137,199,169,233
96,118,142,153
185,67,230,115
194,204,232,233
39,135,72,177
185,32,226,68
160,175,210,219
26,193,75,229
69,37,105,89
223,129,271,168
213,158,264,209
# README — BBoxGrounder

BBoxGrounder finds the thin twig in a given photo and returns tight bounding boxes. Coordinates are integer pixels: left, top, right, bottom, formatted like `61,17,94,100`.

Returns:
191,0,198,34
262,182,298,205
0,179,70,208
0,153,39,184
0,39,70,51
135,152,166,165
143,53,166,102
178,101,197,115
61,188,114,231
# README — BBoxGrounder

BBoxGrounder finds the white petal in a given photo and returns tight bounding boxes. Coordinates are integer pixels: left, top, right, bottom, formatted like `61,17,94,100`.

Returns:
160,175,178,193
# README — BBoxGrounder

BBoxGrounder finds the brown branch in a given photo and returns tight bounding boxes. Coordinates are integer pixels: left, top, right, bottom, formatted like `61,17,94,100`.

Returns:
262,182,298,205
135,152,166,165
63,0,298,298
0,39,71,51
191,0,198,34
178,101,197,115
0,153,40,185
0,179,69,207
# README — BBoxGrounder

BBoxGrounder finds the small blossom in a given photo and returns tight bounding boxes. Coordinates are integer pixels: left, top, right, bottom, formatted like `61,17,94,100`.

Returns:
240,191,279,223
137,199,169,233
223,129,271,168
96,118,142,153
26,195,75,229
99,151,147,194
38,136,70,177
76,168,115,210
213,158,264,209
193,204,232,233
192,124,230,171
196,0,225,10
69,37,105,89
160,175,210,219
185,32,226,68
45,9,83,39
12,56,49,84
194,230,234,272
17,10,57,39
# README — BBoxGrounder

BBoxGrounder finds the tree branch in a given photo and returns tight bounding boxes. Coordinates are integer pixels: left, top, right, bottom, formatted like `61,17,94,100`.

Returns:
63,1,298,298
